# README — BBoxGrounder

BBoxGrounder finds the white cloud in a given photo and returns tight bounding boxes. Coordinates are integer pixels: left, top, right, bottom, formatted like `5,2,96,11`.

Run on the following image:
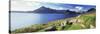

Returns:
75,6,83,10
23,0,96,5
11,0,96,11
11,0,42,11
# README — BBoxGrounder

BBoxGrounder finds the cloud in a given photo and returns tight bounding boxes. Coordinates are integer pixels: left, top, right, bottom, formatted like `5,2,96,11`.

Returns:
23,0,95,5
11,0,95,11
11,0,42,11
75,6,83,10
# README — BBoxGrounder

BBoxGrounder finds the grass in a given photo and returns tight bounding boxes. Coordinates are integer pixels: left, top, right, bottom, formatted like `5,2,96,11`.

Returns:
10,11,96,33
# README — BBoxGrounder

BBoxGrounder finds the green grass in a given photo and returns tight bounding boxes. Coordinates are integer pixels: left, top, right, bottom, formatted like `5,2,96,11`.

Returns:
67,24,82,30
11,11,96,33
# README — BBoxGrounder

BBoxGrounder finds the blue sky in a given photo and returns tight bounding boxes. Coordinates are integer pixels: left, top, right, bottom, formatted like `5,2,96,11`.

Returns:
11,0,96,11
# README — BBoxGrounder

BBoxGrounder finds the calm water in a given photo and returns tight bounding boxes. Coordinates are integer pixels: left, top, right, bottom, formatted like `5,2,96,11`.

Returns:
11,13,79,30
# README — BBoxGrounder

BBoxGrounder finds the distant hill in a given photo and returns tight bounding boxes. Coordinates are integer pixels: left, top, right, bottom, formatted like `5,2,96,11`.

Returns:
79,8,96,14
31,6,67,14
87,8,96,12
10,6,96,14
10,6,77,14
29,6,80,14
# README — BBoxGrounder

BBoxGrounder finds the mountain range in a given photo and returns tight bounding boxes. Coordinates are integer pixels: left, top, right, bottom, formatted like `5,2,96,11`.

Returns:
10,6,96,14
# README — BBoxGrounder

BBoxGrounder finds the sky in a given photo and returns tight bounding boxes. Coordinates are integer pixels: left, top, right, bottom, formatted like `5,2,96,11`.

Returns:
11,0,96,11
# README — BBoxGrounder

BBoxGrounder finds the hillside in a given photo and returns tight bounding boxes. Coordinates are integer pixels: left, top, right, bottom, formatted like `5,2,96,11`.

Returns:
10,9,96,33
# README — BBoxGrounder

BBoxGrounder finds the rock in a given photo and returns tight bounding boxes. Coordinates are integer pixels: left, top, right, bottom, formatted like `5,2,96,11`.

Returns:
45,26,57,31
